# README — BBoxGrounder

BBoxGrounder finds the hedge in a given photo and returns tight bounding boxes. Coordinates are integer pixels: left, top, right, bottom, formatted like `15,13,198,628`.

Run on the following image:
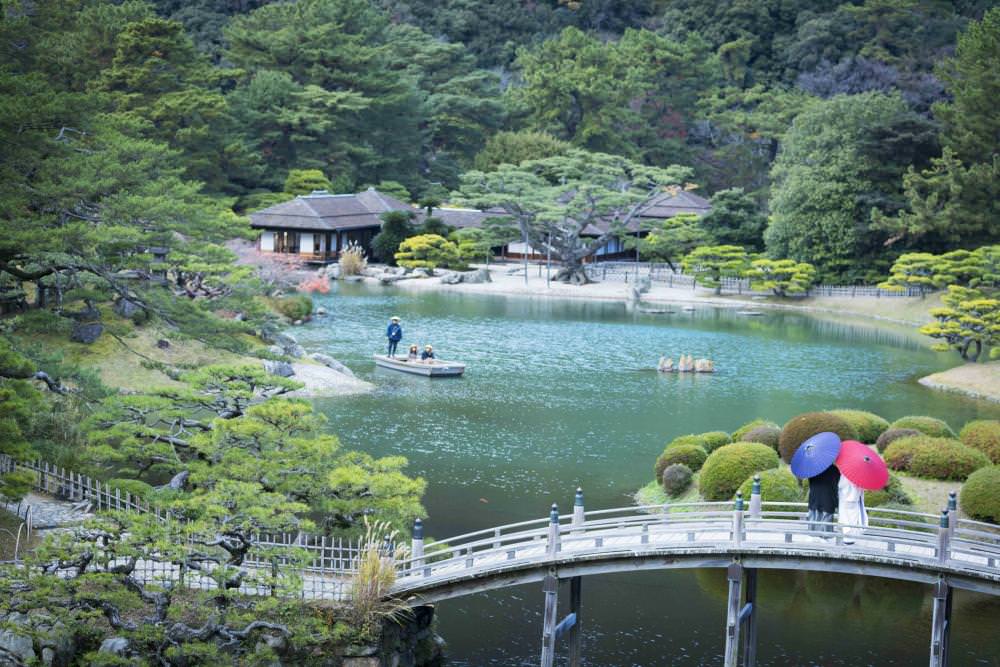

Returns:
830,410,890,444
740,425,781,451
736,468,803,504
883,435,989,480
732,419,779,442
959,420,1000,464
699,443,780,501
864,472,911,507
666,434,709,450
890,416,955,439
661,463,693,497
875,428,920,453
778,412,858,463
960,466,1000,524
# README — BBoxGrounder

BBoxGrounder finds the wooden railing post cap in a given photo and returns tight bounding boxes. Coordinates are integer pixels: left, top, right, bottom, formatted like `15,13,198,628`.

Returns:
751,475,761,496
940,510,950,528
947,492,957,512
550,503,560,523
734,493,744,511
412,518,423,539
574,488,584,507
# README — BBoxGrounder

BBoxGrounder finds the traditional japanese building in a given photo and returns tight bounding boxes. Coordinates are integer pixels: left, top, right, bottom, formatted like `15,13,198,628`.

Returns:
249,188,494,263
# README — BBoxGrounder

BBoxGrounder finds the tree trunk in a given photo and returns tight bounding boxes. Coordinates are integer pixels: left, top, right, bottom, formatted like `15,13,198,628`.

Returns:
960,338,982,362
553,260,591,285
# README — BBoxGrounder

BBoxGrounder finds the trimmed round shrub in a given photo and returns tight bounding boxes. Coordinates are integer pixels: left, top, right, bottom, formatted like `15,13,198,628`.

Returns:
960,466,1000,523
830,409,890,444
959,420,1000,464
864,472,912,507
882,436,928,471
698,431,732,453
658,444,708,473
699,443,780,501
661,463,693,497
737,468,803,503
666,434,709,450
732,419,779,442
272,294,313,320
778,412,858,464
884,436,989,480
875,428,921,453
740,425,781,451
890,416,955,438
910,440,990,480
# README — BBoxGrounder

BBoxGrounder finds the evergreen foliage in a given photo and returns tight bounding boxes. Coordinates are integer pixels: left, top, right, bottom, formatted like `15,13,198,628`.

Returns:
699,443,780,501
960,466,1000,524
682,246,751,295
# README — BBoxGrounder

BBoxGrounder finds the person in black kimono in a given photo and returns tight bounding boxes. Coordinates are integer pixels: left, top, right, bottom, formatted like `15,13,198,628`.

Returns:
807,464,840,534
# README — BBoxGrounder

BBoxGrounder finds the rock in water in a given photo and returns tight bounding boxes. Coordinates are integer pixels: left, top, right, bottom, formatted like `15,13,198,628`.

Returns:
287,344,306,358
70,322,103,344
263,360,295,377
316,306,328,316
156,339,170,349
311,353,356,378
658,356,674,372
695,358,715,373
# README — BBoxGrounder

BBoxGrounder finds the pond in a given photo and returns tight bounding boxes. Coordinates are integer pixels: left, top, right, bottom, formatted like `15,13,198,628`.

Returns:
300,284,1000,666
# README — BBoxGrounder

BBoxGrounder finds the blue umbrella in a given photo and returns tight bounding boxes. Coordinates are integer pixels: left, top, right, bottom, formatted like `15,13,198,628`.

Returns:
790,431,843,479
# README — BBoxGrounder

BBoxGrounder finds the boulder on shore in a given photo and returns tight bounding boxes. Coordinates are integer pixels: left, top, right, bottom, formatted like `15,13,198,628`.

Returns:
70,322,103,344
440,268,491,285
310,353,356,378
263,360,295,377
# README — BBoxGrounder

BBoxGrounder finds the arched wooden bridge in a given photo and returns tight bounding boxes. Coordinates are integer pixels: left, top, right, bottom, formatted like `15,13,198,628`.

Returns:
392,488,1000,667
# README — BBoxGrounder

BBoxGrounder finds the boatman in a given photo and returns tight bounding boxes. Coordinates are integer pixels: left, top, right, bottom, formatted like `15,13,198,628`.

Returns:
386,316,403,357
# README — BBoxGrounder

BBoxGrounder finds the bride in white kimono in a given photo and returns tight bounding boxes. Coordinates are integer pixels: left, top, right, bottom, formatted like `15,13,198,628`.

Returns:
837,474,868,544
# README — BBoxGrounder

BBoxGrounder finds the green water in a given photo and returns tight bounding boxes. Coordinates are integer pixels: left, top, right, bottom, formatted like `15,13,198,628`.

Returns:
301,284,1000,666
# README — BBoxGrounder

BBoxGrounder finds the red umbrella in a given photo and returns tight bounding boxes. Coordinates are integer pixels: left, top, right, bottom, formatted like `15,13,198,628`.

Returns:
835,440,889,490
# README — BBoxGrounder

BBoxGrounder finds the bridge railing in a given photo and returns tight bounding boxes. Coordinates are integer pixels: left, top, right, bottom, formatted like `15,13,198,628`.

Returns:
394,493,1000,588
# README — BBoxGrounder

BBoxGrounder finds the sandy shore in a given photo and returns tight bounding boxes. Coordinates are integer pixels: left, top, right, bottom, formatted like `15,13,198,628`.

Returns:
918,362,1000,403
371,264,935,326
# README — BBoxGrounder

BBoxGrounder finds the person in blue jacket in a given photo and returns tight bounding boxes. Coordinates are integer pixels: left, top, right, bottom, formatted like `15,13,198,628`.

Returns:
386,316,403,357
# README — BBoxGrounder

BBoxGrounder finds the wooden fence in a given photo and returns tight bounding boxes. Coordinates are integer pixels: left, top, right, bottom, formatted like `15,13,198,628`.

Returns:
584,262,925,298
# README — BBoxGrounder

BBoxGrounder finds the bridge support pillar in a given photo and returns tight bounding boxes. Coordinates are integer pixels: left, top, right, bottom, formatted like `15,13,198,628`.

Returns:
740,568,758,667
540,568,559,667
723,562,744,667
929,578,953,667
568,576,582,667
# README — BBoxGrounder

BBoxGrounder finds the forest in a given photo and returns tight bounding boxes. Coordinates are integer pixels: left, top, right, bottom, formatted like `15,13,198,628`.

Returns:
1,0,999,664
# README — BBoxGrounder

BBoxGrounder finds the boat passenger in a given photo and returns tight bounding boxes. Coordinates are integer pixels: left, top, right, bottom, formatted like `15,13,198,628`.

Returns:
386,316,403,357
421,345,435,360
407,344,419,360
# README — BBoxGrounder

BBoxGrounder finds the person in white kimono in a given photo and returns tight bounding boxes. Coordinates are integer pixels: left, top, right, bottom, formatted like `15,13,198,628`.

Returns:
837,474,868,544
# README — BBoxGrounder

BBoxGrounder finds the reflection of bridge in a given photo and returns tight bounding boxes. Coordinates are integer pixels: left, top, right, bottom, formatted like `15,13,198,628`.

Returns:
394,487,1000,667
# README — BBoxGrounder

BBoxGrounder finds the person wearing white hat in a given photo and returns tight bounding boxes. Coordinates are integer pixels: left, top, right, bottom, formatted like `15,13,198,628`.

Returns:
386,316,403,357
420,344,435,360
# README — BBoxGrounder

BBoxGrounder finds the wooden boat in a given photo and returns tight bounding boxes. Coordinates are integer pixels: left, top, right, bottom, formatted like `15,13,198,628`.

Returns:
373,354,466,377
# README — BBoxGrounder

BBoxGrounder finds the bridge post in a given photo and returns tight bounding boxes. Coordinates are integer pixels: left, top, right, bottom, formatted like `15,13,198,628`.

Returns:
732,493,745,547
540,567,559,667
572,488,585,529
568,576,582,667
937,511,950,564
929,577,953,667
547,503,561,555
723,561,744,667
749,476,762,518
740,568,758,667
947,493,957,540
411,518,424,572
